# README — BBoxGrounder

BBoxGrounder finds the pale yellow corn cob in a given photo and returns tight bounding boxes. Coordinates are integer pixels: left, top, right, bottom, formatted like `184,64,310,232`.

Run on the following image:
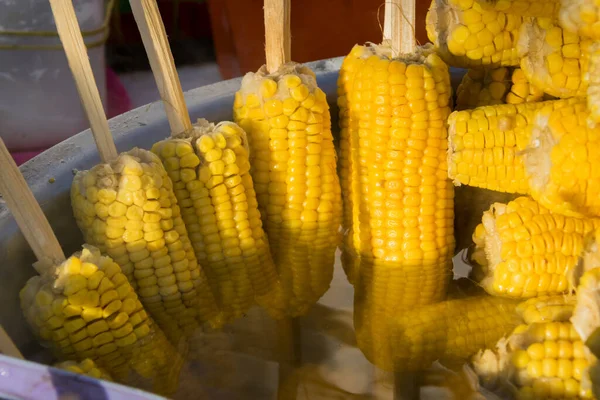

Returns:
426,0,559,69
233,63,342,316
518,18,591,98
19,246,183,395
151,120,285,321
447,98,584,194
71,149,220,340
471,196,600,298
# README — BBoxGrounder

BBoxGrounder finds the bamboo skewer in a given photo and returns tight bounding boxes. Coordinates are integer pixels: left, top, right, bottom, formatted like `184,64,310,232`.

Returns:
264,0,291,73
49,0,117,163
390,0,416,57
0,139,65,271
0,325,24,360
129,0,192,136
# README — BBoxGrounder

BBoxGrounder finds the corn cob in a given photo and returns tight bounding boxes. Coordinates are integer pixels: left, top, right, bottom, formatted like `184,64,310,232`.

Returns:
151,120,285,321
71,149,220,340
456,68,544,110
19,246,183,395
341,42,454,370
559,0,600,40
474,320,595,399
587,44,600,127
518,18,591,99
447,98,584,194
471,196,599,298
525,101,600,217
337,44,370,284
55,358,113,381
233,63,342,316
472,269,600,400
426,0,558,69
385,295,520,371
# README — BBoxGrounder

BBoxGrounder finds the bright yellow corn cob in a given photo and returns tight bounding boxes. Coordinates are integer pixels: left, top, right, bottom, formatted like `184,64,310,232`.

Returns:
426,0,558,68
71,149,220,339
55,358,113,381
337,44,371,284
19,246,183,395
386,295,520,371
233,63,342,316
525,101,600,217
456,67,544,110
559,0,600,40
473,269,600,400
447,98,584,194
151,120,284,321
471,196,599,298
518,18,591,99
474,321,594,399
341,42,454,370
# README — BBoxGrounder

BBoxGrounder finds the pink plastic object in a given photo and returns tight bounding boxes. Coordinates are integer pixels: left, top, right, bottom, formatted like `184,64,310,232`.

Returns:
11,68,132,166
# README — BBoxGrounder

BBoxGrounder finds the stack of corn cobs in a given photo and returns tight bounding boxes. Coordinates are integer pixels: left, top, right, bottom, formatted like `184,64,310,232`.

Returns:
18,0,600,398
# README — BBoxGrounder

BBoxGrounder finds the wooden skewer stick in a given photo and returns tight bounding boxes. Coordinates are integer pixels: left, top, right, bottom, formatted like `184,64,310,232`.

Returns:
0,325,24,360
0,138,65,269
389,0,417,57
264,0,291,73
129,0,192,136
49,0,118,163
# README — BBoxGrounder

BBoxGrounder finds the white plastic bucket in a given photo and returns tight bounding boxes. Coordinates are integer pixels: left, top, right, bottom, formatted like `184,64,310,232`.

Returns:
0,0,109,151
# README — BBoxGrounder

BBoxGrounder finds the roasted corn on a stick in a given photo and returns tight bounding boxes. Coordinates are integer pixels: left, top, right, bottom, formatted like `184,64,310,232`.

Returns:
338,41,455,370
152,120,285,321
20,246,184,395
71,150,221,337
233,63,342,316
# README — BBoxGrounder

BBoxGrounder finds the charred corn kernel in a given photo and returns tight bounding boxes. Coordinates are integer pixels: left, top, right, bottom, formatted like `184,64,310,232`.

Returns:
234,62,342,316
19,246,183,396
518,19,591,99
386,296,520,371
525,102,600,217
456,67,545,110
559,0,600,40
55,358,113,381
426,0,558,68
336,43,455,371
71,148,219,337
471,197,599,298
152,120,284,321
448,98,583,194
